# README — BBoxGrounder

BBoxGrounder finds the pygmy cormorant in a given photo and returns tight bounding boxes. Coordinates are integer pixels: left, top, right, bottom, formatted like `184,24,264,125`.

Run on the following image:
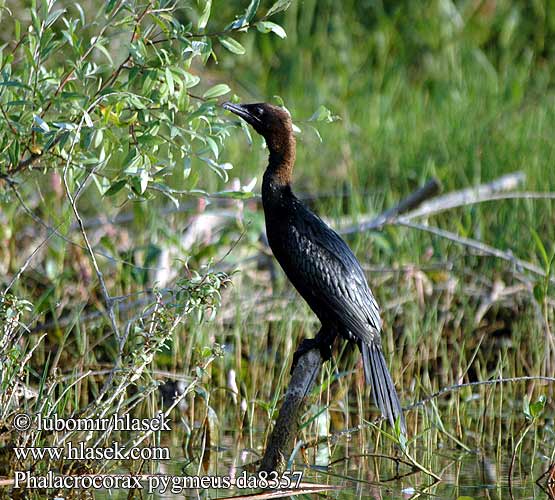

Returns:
223,101,405,433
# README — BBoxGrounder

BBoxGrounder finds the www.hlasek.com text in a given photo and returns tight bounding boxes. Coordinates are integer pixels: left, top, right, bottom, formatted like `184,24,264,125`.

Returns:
14,441,170,461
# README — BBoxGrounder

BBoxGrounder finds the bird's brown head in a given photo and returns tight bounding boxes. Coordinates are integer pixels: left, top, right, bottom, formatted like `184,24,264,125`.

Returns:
223,102,296,177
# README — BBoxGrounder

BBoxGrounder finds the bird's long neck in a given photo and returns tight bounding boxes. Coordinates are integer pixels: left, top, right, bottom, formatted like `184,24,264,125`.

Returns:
263,133,296,189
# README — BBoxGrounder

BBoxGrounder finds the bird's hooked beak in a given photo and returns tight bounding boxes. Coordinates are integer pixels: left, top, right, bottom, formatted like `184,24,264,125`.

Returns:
222,102,262,128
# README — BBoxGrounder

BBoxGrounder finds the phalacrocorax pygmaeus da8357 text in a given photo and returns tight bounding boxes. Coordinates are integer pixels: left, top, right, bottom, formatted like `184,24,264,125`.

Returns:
223,101,405,433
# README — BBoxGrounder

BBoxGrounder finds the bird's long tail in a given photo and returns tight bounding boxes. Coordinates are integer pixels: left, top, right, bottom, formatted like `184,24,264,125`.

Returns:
361,342,406,434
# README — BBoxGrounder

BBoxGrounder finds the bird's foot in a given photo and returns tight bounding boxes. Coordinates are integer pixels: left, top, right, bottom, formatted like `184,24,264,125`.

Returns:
291,338,332,374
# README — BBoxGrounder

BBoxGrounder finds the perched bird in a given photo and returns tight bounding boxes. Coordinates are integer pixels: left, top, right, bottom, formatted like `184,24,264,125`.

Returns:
223,101,405,433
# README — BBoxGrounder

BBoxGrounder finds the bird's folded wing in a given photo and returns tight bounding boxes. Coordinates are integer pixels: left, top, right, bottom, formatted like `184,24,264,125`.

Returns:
284,218,382,346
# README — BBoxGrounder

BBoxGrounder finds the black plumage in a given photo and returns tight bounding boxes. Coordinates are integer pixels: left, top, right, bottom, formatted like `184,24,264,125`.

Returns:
223,101,405,433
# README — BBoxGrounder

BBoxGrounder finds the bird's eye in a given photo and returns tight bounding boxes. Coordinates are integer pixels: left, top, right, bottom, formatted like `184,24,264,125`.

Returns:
256,107,264,116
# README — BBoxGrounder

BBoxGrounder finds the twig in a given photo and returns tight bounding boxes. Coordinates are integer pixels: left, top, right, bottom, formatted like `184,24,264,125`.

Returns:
0,103,18,135
0,33,27,73
394,219,550,281
95,0,154,96
1,134,64,178
3,227,57,294
9,183,142,269
63,176,121,339
302,376,555,450
404,375,555,412
41,0,126,117
328,452,414,469
61,95,122,340
508,418,533,495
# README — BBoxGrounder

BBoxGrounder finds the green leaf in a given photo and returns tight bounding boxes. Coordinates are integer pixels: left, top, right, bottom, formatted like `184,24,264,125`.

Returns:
129,176,143,196
83,110,94,128
45,8,66,28
8,140,20,166
183,158,192,178
255,21,286,38
202,83,230,99
182,71,200,89
200,37,214,64
309,104,338,123
129,40,146,65
218,36,245,55
150,12,170,35
165,67,175,95
30,8,41,34
530,395,546,419
33,115,50,132
104,179,126,196
523,396,531,420
95,43,113,65
530,228,549,268
0,81,32,90
74,2,85,25
139,169,149,194
239,120,252,145
266,0,291,17
307,124,322,142
205,136,219,159
105,0,117,15
244,0,260,23
198,0,211,30
533,283,544,302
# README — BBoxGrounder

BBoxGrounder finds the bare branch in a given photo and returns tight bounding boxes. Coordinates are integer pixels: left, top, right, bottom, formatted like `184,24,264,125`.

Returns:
394,219,551,281
401,171,526,220
259,349,322,473
9,183,154,270
405,375,555,413
340,171,526,234
341,178,442,233
61,95,123,340
342,171,553,282
4,228,56,294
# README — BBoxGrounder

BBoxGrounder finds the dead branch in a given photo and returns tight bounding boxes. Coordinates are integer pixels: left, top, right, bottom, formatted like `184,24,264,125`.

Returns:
259,349,322,473
401,171,526,220
340,171,526,234
340,178,441,233
395,219,549,279
342,171,555,283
